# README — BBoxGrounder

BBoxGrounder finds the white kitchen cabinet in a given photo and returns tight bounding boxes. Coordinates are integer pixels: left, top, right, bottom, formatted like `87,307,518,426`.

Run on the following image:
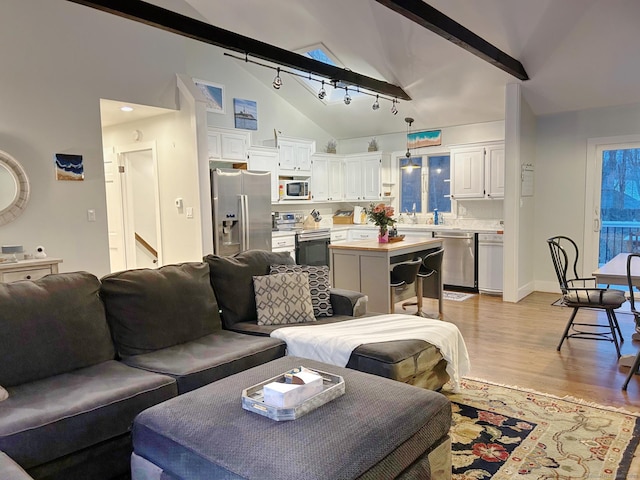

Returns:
272,233,296,261
270,136,315,176
349,228,378,241
330,230,349,243
485,144,505,199
311,153,343,201
247,146,279,202
343,153,386,201
207,127,251,162
450,142,504,200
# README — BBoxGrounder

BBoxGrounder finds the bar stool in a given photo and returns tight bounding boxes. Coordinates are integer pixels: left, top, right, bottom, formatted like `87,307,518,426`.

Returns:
402,248,445,318
389,258,422,314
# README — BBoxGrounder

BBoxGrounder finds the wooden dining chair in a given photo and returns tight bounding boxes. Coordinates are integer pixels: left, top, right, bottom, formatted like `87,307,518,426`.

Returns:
547,235,626,357
622,253,640,390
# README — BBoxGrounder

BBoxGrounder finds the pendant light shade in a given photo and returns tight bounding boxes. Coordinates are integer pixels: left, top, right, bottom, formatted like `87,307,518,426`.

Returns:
402,117,419,171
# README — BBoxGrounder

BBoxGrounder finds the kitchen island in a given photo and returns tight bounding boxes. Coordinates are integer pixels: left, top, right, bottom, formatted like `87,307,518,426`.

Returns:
329,237,443,314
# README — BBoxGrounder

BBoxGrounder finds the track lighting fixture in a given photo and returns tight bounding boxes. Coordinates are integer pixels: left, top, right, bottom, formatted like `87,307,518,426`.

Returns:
318,80,326,100
272,68,282,89
224,52,404,115
343,88,351,105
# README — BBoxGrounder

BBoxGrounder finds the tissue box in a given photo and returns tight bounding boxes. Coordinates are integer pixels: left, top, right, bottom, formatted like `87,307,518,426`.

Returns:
263,371,324,408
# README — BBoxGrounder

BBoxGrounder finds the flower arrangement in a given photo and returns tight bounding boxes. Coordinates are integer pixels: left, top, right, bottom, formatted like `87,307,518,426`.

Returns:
366,203,396,238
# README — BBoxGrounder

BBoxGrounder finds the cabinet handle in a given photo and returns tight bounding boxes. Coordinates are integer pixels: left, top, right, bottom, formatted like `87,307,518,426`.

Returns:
26,275,32,280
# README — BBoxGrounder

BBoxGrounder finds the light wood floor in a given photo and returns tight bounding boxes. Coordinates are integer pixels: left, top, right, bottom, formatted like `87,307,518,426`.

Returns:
395,291,640,413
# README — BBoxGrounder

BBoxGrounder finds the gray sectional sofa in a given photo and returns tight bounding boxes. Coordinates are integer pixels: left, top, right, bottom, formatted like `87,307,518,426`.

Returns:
0,250,448,480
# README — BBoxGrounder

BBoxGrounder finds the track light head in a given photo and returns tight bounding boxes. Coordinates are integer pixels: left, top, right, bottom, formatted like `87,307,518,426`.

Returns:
318,80,326,100
372,95,380,111
391,99,398,115
343,88,351,105
272,68,282,89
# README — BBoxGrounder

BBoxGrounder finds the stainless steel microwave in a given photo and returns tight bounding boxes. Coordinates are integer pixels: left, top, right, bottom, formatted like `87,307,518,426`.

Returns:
279,180,310,200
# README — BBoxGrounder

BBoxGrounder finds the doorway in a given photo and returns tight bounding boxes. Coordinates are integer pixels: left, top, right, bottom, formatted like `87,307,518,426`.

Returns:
584,136,640,277
104,141,163,271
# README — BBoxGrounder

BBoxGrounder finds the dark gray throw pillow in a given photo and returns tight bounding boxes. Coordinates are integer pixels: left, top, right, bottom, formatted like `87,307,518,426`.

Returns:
100,262,221,357
269,264,333,317
204,250,295,328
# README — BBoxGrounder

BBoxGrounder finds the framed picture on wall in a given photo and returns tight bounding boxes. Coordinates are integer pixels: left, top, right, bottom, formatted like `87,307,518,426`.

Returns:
233,98,257,130
408,130,442,148
194,79,225,114
54,153,84,181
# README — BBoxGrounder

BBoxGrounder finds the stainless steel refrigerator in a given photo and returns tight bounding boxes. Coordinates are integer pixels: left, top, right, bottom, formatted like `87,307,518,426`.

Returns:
211,168,272,256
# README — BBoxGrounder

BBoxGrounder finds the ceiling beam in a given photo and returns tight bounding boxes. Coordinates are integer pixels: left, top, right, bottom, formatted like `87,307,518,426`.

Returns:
375,0,529,81
66,0,411,100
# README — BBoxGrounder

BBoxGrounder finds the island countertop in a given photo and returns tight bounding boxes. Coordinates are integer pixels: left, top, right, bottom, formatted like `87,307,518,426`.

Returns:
329,236,440,253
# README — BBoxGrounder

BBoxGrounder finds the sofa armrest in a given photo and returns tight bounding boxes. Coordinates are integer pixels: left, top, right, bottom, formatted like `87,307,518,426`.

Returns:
330,289,367,317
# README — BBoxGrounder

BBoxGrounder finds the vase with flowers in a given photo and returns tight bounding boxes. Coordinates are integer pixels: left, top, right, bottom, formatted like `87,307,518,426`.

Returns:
366,203,396,243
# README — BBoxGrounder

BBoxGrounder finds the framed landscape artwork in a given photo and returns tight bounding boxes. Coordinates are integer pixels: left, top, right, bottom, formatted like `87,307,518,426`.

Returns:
194,79,225,114
408,130,442,149
233,98,258,130
54,153,84,181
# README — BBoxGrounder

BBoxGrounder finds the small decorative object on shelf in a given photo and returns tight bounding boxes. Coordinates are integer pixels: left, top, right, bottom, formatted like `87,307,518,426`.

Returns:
368,137,379,152
35,246,47,259
325,139,337,154
366,203,396,243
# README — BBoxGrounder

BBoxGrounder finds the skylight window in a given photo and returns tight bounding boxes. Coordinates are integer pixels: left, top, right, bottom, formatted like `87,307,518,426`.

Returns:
295,44,366,104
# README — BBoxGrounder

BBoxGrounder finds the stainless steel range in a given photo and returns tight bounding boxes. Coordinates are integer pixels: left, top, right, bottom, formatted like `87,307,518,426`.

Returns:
296,229,331,266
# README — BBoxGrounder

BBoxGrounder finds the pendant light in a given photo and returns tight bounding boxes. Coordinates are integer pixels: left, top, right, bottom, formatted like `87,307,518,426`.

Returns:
402,117,419,172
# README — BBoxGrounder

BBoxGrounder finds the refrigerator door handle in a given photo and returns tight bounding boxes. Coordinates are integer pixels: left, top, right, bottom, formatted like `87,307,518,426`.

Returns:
240,194,249,251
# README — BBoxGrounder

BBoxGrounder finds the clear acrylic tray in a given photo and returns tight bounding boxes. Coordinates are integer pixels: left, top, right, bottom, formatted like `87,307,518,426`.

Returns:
241,366,345,421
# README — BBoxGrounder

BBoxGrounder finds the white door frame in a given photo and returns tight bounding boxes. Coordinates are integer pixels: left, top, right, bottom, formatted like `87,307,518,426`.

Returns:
115,141,163,268
584,134,640,275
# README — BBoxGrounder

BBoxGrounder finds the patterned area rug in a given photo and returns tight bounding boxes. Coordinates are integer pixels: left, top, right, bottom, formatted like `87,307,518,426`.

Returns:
443,378,640,479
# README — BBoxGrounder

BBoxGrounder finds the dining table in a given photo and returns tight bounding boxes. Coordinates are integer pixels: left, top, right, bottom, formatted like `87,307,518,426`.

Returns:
592,252,640,360
592,252,640,288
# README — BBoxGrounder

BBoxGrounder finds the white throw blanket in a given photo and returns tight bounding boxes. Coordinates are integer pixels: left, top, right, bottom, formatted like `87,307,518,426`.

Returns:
271,314,471,390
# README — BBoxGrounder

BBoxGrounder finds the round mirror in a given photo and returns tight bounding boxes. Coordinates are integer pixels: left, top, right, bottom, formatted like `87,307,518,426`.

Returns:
0,150,30,226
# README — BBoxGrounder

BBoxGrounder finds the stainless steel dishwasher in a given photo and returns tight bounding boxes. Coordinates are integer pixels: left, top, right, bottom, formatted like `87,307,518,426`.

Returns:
433,231,477,291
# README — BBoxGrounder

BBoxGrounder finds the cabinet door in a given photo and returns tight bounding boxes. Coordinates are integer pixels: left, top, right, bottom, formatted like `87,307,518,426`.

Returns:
362,156,382,200
207,132,221,160
278,141,296,172
327,157,343,201
311,156,329,201
343,158,363,200
451,148,485,198
486,145,505,198
248,148,279,202
295,143,313,174
220,132,248,161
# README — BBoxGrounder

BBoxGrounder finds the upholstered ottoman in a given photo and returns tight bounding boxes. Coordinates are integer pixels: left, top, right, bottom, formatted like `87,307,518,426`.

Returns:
131,356,452,480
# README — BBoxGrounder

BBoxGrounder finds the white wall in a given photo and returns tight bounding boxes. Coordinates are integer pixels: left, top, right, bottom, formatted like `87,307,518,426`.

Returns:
534,102,640,292
0,0,333,277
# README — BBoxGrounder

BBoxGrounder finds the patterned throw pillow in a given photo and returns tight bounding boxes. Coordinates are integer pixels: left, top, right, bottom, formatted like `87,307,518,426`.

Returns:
269,265,334,317
253,272,315,326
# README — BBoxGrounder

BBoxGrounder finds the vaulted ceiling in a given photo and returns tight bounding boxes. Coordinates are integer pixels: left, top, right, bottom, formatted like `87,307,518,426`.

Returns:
128,0,640,138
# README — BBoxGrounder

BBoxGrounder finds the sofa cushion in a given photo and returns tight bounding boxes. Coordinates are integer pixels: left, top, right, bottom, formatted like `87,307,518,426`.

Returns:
269,264,333,317
0,272,115,387
0,360,176,470
100,263,221,357
204,250,295,329
120,331,286,394
253,272,315,326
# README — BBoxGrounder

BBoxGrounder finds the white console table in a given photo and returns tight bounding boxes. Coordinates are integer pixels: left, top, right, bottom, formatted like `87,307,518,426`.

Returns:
0,258,63,283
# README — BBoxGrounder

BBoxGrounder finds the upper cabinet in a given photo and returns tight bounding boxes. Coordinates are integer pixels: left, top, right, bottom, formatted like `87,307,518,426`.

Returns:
270,136,315,177
311,153,343,202
247,146,279,202
207,127,251,162
343,152,388,201
450,142,504,200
